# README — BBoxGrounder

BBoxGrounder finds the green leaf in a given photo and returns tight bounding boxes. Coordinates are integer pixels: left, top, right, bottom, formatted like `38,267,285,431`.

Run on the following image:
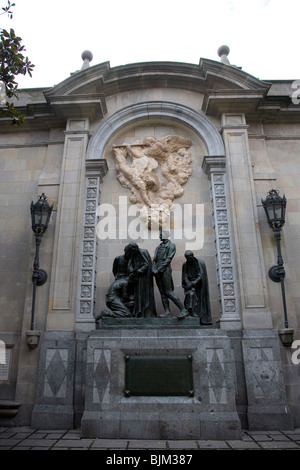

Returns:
0,2,34,124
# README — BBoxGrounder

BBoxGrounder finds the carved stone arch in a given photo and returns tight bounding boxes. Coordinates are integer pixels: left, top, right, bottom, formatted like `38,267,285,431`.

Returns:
86,101,225,159
78,101,240,330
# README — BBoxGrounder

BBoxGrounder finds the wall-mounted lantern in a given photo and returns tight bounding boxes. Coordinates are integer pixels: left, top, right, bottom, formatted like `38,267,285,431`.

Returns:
261,189,293,346
26,193,53,348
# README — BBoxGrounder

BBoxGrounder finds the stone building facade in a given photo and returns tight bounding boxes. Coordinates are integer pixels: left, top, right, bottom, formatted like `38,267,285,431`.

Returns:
0,48,299,438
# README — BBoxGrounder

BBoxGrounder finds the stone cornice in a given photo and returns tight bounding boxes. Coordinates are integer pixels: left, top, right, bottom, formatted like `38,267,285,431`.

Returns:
202,89,268,117
85,158,108,180
199,58,271,91
46,94,107,120
202,156,226,177
0,59,298,131
44,59,272,99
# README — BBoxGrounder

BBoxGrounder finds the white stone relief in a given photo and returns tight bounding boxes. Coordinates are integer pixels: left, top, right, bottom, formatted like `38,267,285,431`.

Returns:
113,135,192,228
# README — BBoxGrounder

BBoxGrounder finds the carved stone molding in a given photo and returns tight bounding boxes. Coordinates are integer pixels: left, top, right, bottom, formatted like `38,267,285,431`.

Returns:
202,156,241,329
77,160,108,325
86,102,225,161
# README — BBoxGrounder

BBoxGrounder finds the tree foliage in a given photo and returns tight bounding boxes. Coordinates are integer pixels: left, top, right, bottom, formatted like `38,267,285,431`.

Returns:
0,1,34,124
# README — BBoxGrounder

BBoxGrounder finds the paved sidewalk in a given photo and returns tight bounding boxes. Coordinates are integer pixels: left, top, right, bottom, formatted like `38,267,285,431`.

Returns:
0,426,300,450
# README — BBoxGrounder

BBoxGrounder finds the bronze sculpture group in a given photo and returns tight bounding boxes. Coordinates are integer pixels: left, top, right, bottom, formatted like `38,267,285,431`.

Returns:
96,230,212,325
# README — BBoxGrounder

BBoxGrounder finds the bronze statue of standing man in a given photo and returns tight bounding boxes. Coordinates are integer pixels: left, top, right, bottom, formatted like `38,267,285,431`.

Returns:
182,250,212,325
152,230,188,319
126,242,157,318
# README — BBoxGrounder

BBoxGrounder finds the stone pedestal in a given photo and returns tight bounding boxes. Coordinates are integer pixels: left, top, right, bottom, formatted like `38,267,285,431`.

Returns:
242,329,293,430
30,326,293,434
31,332,76,430
81,325,242,440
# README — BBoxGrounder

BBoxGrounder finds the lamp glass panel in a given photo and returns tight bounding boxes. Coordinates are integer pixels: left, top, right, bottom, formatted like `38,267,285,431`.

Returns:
41,211,49,226
33,209,43,226
274,203,283,220
266,205,274,221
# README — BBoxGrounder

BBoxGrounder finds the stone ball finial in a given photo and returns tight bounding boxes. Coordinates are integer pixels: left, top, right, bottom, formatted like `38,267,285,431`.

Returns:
82,50,93,62
217,45,230,65
81,50,93,70
217,45,230,58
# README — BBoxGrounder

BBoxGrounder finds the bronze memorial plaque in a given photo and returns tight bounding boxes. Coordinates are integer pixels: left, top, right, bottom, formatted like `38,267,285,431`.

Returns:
124,355,194,397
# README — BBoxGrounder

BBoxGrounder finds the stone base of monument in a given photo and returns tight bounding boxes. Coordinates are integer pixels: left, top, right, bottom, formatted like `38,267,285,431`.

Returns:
30,326,293,434
81,325,242,440
99,316,210,329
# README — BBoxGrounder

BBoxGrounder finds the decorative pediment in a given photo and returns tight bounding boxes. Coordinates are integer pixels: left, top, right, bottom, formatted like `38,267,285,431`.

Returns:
1,57,276,128
44,58,271,100
42,58,272,121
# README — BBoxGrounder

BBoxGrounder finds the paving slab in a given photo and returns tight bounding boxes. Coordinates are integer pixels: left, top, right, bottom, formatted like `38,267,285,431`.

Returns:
246,433,273,441
226,440,261,449
13,447,32,450
167,440,199,449
91,439,129,449
14,438,58,448
127,439,168,449
52,439,94,449
259,441,300,449
266,435,291,441
127,439,167,450
0,439,23,447
197,440,229,449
